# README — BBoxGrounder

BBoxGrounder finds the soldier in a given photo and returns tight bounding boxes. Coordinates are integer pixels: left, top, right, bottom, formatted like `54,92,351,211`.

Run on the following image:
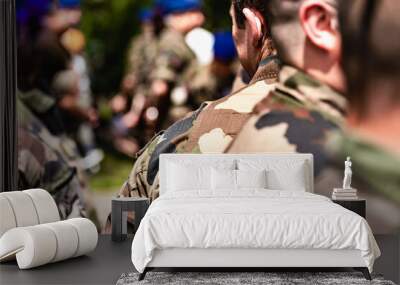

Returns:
125,8,159,95
226,0,346,177
110,8,161,155
110,8,159,117
188,31,238,108
117,0,281,201
17,98,87,220
146,0,204,129
319,0,400,233
18,0,82,135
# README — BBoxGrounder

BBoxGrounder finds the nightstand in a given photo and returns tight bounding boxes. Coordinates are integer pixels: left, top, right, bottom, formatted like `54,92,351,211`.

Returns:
111,197,150,242
332,199,366,218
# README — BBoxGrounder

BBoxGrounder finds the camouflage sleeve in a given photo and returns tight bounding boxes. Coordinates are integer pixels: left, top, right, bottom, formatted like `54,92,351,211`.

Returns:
226,93,340,176
119,104,207,201
126,36,145,75
17,127,87,219
151,50,187,83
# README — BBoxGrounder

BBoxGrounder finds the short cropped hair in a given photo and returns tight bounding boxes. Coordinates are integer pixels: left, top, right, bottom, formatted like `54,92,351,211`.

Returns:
232,0,302,30
232,0,269,30
232,0,304,62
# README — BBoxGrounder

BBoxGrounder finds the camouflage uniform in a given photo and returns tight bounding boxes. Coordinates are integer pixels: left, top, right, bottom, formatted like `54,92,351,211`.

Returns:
119,55,281,200
151,27,198,87
150,27,199,127
17,94,89,220
18,88,66,136
126,32,159,88
316,131,400,234
226,65,347,177
18,90,81,164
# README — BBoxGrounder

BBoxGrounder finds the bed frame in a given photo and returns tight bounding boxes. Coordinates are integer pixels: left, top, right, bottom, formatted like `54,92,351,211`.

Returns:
140,248,371,280
139,154,371,281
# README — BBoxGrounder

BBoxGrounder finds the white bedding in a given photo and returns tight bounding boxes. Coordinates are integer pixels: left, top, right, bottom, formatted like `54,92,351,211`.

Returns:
131,190,380,273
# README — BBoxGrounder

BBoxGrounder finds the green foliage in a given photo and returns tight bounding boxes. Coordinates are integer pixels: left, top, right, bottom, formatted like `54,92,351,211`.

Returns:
80,0,231,97
80,0,151,95
203,0,232,31
89,152,133,192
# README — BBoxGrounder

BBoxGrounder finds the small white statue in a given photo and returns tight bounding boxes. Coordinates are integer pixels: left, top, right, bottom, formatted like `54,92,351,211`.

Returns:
343,157,352,189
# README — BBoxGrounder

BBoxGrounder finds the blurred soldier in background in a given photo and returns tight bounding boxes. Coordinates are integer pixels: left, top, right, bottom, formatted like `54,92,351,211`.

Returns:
17,96,88,220
18,0,102,171
61,27,103,172
226,0,346,177
117,0,281,200
17,0,84,155
188,31,237,108
17,0,77,136
110,8,158,119
51,69,103,172
110,8,161,156
16,0,99,225
147,0,204,129
52,70,98,135
319,0,400,233
125,9,159,97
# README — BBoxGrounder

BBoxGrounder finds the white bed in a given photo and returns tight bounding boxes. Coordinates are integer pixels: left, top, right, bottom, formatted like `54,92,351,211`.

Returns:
131,154,380,280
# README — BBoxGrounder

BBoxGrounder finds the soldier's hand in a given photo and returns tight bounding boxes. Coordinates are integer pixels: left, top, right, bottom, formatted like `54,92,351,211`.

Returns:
122,111,140,129
110,94,128,113
151,80,169,97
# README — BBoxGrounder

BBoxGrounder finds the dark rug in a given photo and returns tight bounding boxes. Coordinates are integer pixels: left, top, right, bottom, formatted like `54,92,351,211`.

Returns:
116,272,395,285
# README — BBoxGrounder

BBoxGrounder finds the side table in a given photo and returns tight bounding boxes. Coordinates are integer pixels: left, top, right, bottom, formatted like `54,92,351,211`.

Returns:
332,199,366,218
111,197,149,242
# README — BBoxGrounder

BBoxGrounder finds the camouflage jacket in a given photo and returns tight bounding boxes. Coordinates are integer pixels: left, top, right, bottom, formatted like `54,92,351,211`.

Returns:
119,55,281,200
318,131,400,234
126,32,159,86
17,95,87,219
227,65,347,176
151,28,198,86
18,88,66,136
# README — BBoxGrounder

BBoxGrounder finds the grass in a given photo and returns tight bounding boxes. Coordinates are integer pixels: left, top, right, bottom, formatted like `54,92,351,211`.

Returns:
89,152,134,193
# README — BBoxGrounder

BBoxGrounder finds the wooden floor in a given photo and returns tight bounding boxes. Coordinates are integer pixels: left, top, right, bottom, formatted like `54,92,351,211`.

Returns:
0,235,398,285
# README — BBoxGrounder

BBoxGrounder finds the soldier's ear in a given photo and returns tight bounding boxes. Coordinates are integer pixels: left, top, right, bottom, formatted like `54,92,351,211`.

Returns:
242,8,263,47
299,0,340,54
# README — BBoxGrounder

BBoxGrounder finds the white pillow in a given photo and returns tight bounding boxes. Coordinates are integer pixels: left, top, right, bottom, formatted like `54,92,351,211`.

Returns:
211,168,236,190
167,163,211,191
238,159,307,191
236,169,267,189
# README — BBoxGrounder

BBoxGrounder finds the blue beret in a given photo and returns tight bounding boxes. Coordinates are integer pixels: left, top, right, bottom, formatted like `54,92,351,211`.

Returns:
59,0,80,8
17,0,51,25
138,8,153,22
213,31,237,63
158,0,202,16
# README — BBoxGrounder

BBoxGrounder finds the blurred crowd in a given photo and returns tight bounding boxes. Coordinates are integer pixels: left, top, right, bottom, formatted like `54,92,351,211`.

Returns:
108,1,238,155
16,0,239,228
15,0,400,234
17,0,102,223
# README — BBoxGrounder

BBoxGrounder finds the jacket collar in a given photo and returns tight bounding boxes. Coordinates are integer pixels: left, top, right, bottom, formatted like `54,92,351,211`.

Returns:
249,55,281,85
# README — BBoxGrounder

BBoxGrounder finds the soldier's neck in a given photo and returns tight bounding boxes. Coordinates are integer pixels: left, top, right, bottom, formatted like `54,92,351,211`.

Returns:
249,40,277,80
348,104,400,155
